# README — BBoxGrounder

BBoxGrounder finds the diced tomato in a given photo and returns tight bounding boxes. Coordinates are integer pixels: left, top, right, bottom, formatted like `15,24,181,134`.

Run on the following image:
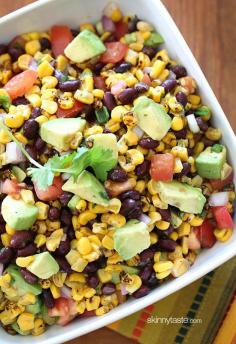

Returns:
195,220,216,248
4,70,38,100
187,229,201,250
93,76,107,91
1,179,21,195
34,176,63,201
210,171,234,190
114,20,128,40
48,297,77,326
100,42,128,64
57,100,84,118
51,25,73,57
150,153,175,182
212,206,234,229
142,74,152,86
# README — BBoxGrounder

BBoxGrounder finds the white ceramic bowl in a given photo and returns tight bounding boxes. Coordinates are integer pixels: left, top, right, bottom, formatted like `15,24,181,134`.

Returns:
0,0,235,343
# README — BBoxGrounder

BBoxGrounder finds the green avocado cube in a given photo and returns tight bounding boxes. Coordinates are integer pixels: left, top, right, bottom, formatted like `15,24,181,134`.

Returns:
133,96,171,140
26,297,42,314
196,146,226,179
27,252,59,279
1,195,38,230
64,29,106,63
40,118,86,151
113,220,150,260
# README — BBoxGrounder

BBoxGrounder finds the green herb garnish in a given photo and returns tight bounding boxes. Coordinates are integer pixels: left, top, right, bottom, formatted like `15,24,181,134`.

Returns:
211,144,223,153
0,95,11,111
95,106,110,124
195,106,211,117
144,32,164,46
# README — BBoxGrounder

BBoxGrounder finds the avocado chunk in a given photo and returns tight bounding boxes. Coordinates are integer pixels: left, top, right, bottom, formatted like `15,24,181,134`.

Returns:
11,166,26,182
68,195,81,211
41,303,58,325
6,265,42,296
62,170,109,206
27,252,59,279
64,29,106,63
26,297,42,314
40,118,86,151
133,96,171,140
156,181,206,214
11,322,30,336
86,133,118,168
1,195,38,230
114,220,150,260
170,211,183,228
121,265,139,275
196,146,226,179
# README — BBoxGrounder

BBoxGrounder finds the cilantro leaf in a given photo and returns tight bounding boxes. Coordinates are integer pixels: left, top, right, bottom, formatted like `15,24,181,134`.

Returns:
28,166,54,190
90,147,116,181
0,95,11,111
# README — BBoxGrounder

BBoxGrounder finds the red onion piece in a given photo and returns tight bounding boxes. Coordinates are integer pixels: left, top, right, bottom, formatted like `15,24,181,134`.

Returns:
28,58,38,71
111,80,127,96
138,214,151,225
102,15,116,33
209,192,229,207
60,286,71,298
132,125,144,138
5,142,26,164
120,284,128,295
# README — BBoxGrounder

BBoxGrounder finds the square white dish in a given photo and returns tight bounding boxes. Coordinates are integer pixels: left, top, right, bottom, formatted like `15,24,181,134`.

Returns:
0,0,236,343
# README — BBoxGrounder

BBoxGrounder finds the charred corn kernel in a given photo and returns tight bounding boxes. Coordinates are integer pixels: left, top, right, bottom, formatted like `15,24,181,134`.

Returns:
46,220,61,230
18,293,36,306
35,115,48,125
214,228,232,242
26,93,41,107
37,60,54,78
50,284,61,299
105,119,120,133
97,269,112,283
205,127,222,141
86,295,100,311
40,279,51,289
95,305,112,316
189,216,204,226
181,237,189,255
74,89,94,104
34,220,47,234
18,54,32,70
5,113,24,129
179,76,197,95
156,269,172,279
83,286,96,298
76,199,87,212
156,141,165,152
168,246,183,261
124,49,139,65
1,233,11,247
93,89,104,99
80,22,95,32
71,286,83,301
25,40,40,55
41,88,57,100
76,301,86,314
32,318,45,336
17,312,35,331
178,222,191,237
46,229,64,252
84,125,103,137
123,113,137,127
174,157,183,173
151,194,168,209
135,180,146,193
171,116,184,131
150,60,166,79
78,211,96,226
102,235,114,250
148,86,165,103
171,146,188,161
68,272,86,283
171,258,190,277
35,201,49,220
150,232,158,244
188,94,201,106
229,191,235,202
126,149,144,166
41,99,58,114
154,260,173,273
111,105,128,122
156,220,170,230
56,55,69,71
20,189,34,205
34,234,46,248
16,256,34,268
77,237,92,255
70,132,83,149
92,223,107,235
125,275,142,293
194,142,204,155
82,76,94,93
101,213,126,228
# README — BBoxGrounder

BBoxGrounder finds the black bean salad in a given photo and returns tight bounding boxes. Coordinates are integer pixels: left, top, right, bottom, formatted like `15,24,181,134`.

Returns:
0,2,234,336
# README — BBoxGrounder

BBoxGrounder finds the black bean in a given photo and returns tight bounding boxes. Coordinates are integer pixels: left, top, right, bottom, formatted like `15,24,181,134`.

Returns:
139,249,154,265
35,137,46,153
96,255,106,268
84,261,98,274
92,62,105,74
39,37,51,51
0,44,7,55
188,147,194,156
0,214,5,224
0,247,14,264
17,243,37,257
178,162,191,176
87,275,99,289
87,219,96,229
55,257,71,273
104,92,116,111
31,107,42,119
54,69,68,81
142,46,157,59
10,231,34,249
146,271,159,288
48,207,61,221
161,225,175,236
139,137,159,149
114,62,132,73
12,97,29,106
173,128,187,139
108,168,128,182
58,80,81,92
120,198,142,219
117,88,137,105
171,65,187,78
8,46,25,61
71,29,80,37
42,289,55,308
23,119,39,139
103,128,112,134
59,192,73,206
119,190,141,201
65,226,75,240
128,15,139,32
139,264,153,283
157,238,177,252
156,208,171,222
102,282,116,295
196,117,208,132
161,79,177,92
176,92,188,107
55,239,70,256
20,268,38,284
26,145,38,160
135,160,150,179
134,82,150,93
133,285,150,298
80,104,96,123
202,137,214,147
61,208,72,226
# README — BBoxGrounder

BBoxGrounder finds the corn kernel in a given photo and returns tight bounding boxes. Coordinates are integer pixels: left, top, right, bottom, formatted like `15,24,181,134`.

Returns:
35,115,48,125
86,295,100,311
1,233,11,247
5,113,24,129
34,234,46,248
32,318,45,336
46,229,64,252
189,216,204,227
18,293,36,306
56,55,69,71
214,228,232,242
17,312,35,331
171,258,190,277
78,211,96,226
97,269,112,283
205,127,222,141
16,256,34,268
74,89,94,104
154,260,173,273
35,201,49,220
178,222,191,237
102,235,114,250
156,220,170,230
77,237,92,255
25,40,41,55
50,283,61,299
37,60,54,78
41,99,58,114
20,189,35,205
171,116,184,131
18,54,33,70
